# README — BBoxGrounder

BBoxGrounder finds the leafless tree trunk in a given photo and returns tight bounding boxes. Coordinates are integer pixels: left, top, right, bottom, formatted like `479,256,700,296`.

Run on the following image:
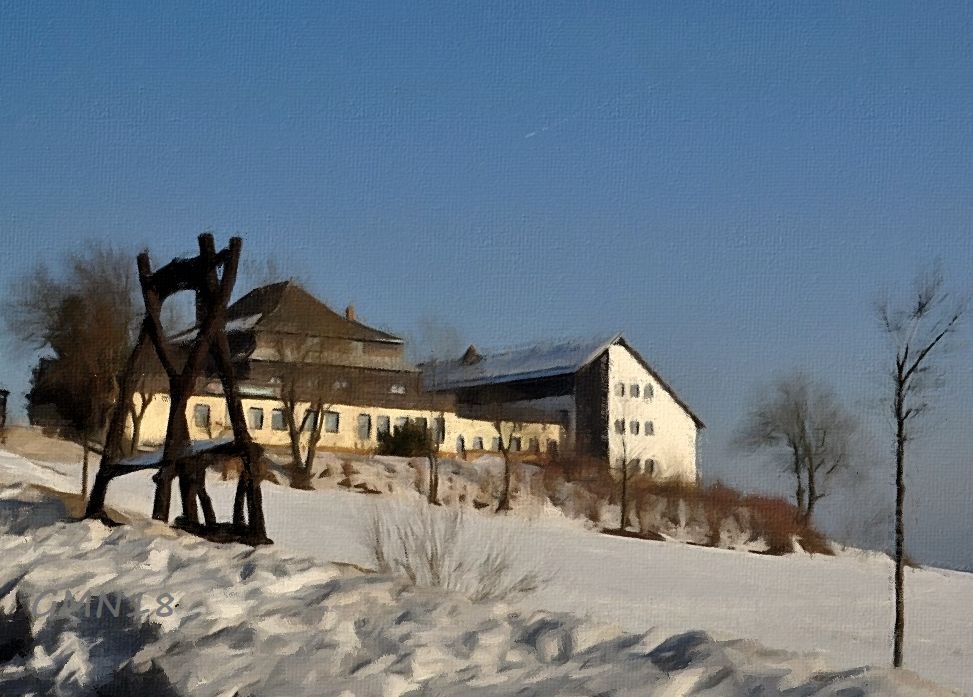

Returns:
877,266,966,669
492,417,520,513
302,398,325,477
127,387,153,455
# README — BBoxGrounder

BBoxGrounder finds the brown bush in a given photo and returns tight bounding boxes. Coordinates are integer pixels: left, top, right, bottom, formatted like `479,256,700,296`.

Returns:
741,494,832,555
625,476,832,556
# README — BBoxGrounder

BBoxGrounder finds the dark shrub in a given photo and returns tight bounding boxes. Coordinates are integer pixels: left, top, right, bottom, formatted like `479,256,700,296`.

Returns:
376,419,431,457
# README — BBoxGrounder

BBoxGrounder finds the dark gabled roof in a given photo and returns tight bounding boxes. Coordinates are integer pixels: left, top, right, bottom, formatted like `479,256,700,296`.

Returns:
424,333,704,429
226,281,403,344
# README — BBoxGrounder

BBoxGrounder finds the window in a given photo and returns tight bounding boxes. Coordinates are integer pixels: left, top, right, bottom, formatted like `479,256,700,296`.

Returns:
491,437,500,451
630,458,641,471
528,437,540,453
389,384,406,395
357,414,371,441
414,417,427,432
301,409,318,432
630,384,640,398
614,382,625,397
193,404,210,429
434,416,446,444
547,439,558,457
393,416,408,431
510,436,522,452
614,419,625,435
645,421,654,436
271,408,286,431
644,384,654,399
630,420,640,435
645,458,656,475
377,415,390,435
333,379,349,391
247,407,264,431
456,436,466,453
472,436,484,450
323,411,340,433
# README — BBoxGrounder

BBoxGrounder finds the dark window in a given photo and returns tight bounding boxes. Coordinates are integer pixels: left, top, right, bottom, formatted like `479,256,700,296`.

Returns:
271,408,286,431
302,409,318,432
323,411,340,433
644,384,654,399
547,439,558,457
528,437,540,453
491,437,500,451
510,436,522,452
414,417,427,432
645,421,654,436
456,436,465,453
645,458,656,475
434,416,446,444
247,407,264,431
472,437,484,450
377,415,390,435
394,416,408,431
357,414,371,441
630,384,640,398
630,420,640,435
614,419,625,434
614,382,625,397
193,404,210,429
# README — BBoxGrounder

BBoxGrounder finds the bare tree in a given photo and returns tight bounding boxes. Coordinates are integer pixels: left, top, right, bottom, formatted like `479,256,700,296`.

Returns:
490,408,523,513
3,244,138,499
422,358,444,505
273,335,344,489
615,404,646,531
414,319,465,506
877,266,966,669
735,372,856,522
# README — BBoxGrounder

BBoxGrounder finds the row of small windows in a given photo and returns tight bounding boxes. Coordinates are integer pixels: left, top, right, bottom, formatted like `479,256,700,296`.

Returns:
616,457,657,475
193,403,555,454
614,382,654,399
207,405,449,444
614,419,655,436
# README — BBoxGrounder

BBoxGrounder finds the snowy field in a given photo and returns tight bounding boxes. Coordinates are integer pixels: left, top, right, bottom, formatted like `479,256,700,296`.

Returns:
0,440,970,695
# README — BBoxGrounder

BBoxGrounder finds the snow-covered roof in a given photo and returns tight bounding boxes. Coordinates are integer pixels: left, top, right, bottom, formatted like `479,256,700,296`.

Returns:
423,334,622,391
423,333,704,429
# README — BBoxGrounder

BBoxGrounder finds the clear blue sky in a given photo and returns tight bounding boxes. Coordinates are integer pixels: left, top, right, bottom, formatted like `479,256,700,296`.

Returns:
2,2,973,568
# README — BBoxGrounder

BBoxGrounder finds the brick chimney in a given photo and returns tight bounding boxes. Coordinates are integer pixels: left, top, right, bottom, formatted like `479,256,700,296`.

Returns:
345,304,356,322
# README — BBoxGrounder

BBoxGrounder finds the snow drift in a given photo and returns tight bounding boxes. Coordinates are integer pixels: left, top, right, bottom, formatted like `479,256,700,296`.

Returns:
0,480,958,696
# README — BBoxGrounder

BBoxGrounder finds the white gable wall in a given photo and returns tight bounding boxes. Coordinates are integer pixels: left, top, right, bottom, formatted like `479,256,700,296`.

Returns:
606,343,698,482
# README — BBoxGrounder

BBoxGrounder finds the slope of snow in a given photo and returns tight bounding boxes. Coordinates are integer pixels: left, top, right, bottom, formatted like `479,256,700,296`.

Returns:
0,447,970,694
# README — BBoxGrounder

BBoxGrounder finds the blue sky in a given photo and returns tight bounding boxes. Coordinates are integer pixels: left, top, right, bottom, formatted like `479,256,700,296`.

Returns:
2,2,973,568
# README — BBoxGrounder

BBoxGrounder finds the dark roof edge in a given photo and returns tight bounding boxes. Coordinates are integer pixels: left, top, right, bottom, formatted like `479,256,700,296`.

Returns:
609,336,705,429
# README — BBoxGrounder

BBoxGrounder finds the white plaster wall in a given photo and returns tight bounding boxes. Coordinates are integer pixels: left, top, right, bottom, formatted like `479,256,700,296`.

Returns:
606,344,698,481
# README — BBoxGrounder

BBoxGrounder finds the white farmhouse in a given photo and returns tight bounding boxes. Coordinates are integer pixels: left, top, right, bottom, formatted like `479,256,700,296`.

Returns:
425,334,703,481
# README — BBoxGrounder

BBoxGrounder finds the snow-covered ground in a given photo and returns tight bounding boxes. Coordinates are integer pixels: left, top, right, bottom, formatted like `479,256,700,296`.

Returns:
0,439,970,695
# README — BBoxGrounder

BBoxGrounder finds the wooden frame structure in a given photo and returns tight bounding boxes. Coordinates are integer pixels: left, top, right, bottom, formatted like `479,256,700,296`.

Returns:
85,234,270,545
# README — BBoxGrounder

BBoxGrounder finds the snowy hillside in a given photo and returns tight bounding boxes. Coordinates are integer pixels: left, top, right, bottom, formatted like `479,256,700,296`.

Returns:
0,443,970,694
